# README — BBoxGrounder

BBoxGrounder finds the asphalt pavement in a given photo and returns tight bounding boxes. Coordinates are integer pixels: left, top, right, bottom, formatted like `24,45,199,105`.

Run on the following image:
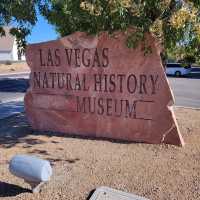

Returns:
0,73,29,119
0,72,29,103
168,75,200,108
0,70,199,120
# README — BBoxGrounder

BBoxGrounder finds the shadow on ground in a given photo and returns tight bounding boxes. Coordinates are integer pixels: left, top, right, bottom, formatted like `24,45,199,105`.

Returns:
0,113,134,150
0,181,31,197
0,113,44,148
0,78,29,92
0,113,82,167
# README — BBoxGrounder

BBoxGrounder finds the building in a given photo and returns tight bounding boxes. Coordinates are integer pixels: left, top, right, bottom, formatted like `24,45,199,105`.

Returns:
0,27,25,62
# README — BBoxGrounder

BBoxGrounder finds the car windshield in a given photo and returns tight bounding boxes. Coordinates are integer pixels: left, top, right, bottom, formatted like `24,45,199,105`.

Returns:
166,64,181,68
166,63,191,68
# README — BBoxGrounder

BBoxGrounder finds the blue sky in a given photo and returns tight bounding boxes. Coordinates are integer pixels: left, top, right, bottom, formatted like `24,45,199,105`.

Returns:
27,14,58,44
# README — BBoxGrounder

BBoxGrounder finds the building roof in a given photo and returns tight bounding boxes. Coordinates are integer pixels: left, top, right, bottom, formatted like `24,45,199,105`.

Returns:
0,27,15,52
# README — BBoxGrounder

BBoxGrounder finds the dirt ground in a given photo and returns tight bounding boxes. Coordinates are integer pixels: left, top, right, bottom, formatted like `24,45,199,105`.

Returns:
0,107,200,200
0,62,29,74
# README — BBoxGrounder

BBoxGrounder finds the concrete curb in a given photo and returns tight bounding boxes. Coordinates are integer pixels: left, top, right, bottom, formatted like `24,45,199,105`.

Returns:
174,105,200,110
0,97,24,104
0,71,30,77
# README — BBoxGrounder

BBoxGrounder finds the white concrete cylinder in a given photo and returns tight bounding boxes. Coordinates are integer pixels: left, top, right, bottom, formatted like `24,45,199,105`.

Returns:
9,155,52,183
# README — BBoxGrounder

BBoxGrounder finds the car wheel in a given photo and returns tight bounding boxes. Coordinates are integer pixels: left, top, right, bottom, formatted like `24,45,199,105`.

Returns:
175,71,181,77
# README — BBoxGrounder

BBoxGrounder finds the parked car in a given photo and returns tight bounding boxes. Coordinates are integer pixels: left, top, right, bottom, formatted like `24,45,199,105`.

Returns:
165,63,192,76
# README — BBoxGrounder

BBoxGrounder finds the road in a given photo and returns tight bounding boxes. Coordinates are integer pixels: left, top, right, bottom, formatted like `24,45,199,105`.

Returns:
168,76,200,108
0,71,199,119
0,72,29,103
0,73,29,119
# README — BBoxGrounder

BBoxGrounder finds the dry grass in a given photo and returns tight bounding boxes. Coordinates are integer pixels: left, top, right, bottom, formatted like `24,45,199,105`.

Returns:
0,62,29,74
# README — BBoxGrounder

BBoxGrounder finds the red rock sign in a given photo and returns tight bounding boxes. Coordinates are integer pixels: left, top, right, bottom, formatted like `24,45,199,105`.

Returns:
25,31,184,146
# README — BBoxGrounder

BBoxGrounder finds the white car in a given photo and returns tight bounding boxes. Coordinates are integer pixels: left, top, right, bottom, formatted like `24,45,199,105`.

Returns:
166,63,192,76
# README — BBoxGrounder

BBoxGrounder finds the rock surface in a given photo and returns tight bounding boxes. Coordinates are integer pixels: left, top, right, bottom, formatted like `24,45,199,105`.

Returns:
25,31,184,146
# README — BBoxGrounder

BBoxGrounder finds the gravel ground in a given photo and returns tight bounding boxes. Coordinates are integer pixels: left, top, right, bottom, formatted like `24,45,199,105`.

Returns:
0,107,200,200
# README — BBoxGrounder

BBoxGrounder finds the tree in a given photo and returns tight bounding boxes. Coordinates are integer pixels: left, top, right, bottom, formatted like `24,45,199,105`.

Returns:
0,0,38,51
1,0,200,63
38,0,200,63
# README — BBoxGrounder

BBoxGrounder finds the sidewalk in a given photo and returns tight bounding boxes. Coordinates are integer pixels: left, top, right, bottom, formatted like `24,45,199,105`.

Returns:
0,71,30,78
